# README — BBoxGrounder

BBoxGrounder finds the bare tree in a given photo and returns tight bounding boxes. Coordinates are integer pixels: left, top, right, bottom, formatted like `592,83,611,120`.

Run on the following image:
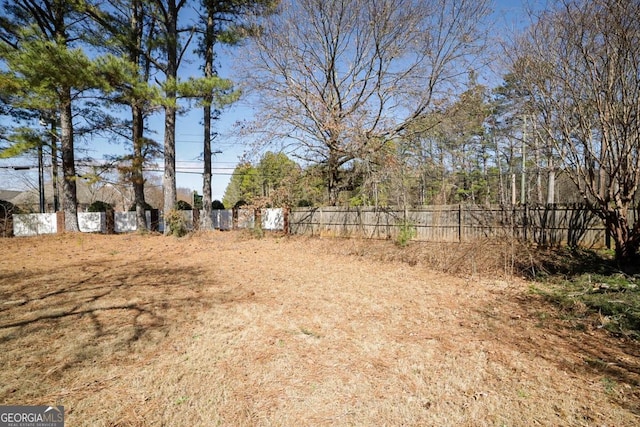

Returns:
240,0,491,205
508,0,640,268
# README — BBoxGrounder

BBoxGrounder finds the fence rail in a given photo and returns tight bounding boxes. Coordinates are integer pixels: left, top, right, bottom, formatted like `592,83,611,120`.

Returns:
288,205,615,248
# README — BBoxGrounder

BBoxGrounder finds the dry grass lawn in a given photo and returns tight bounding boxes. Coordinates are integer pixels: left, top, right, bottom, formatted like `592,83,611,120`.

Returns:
1,231,639,426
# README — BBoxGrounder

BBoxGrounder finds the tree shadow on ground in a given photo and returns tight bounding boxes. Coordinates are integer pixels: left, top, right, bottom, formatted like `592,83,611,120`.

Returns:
0,257,249,402
476,289,640,417
515,246,619,279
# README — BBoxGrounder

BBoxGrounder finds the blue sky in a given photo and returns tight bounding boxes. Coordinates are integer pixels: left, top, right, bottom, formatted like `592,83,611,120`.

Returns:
166,0,541,198
1,0,541,201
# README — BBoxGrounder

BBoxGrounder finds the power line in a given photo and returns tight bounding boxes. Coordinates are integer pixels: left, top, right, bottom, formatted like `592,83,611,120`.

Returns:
143,169,236,176
0,165,35,170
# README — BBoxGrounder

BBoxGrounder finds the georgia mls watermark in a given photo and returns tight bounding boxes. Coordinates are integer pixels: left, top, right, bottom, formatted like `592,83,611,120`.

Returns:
0,406,64,427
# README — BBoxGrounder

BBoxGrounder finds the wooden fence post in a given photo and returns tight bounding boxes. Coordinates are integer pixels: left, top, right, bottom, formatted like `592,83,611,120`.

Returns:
458,204,462,242
523,203,528,242
193,209,200,231
512,204,517,239
56,211,65,233
255,208,262,230
152,209,159,232
105,209,115,234
283,207,289,235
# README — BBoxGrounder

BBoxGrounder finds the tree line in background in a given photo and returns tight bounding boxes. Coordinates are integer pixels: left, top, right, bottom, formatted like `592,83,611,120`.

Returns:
222,77,584,211
2,0,640,268
231,0,640,268
0,0,274,232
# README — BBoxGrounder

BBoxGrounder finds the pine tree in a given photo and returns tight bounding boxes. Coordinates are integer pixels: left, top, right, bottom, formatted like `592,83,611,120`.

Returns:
196,0,274,229
0,0,107,231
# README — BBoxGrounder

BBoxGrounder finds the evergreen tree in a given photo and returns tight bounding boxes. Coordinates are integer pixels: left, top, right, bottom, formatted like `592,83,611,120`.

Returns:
85,0,163,231
196,0,275,229
222,162,260,208
0,0,108,230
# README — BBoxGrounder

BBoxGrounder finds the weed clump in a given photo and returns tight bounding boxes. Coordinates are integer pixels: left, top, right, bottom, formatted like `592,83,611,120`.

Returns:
534,273,640,339
395,220,417,247
164,209,188,237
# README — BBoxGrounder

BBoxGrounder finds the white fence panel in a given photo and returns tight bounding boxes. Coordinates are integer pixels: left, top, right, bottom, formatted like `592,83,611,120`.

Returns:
262,208,284,230
114,212,136,233
13,213,57,236
219,210,232,230
211,209,231,230
211,210,220,229
79,212,105,233
115,211,153,233
236,209,254,229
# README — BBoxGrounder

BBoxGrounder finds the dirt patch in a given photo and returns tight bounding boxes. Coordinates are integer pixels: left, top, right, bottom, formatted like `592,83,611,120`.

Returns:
1,232,638,426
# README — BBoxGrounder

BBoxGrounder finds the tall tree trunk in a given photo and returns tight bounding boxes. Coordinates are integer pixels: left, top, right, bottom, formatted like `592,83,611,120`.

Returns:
439,151,447,204
534,138,543,204
163,103,177,228
547,169,555,205
200,6,215,230
599,138,607,201
495,135,505,206
546,155,555,205
132,103,148,230
606,208,640,271
201,103,213,229
131,0,148,231
59,92,78,231
482,143,490,206
327,148,340,206
162,0,179,233
50,118,59,212
328,168,340,206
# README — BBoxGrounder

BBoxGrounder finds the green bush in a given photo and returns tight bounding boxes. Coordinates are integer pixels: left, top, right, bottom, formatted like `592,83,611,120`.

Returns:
349,195,365,207
88,200,113,212
164,209,187,237
396,219,417,247
174,200,192,210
